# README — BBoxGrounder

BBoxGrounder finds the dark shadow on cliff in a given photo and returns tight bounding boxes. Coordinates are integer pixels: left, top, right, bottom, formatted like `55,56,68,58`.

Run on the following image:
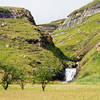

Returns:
43,42,73,64
42,43,73,80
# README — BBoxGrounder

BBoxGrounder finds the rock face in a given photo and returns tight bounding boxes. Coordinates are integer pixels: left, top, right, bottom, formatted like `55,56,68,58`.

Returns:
60,1,100,29
39,25,58,33
40,32,53,47
38,18,65,33
96,42,100,53
0,7,36,25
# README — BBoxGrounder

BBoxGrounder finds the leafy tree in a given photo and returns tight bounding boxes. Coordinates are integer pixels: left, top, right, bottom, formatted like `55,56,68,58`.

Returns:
17,69,26,90
34,67,55,91
0,64,26,90
0,65,18,90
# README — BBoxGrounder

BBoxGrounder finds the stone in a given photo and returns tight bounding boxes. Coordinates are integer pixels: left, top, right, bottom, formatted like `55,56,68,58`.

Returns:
0,7,36,25
60,2,100,29
6,44,9,48
96,42,100,53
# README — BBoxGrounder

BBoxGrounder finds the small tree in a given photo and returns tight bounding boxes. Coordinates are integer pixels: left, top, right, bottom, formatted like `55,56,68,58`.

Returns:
0,65,26,90
0,65,18,90
17,69,25,90
1,72,12,90
34,67,55,91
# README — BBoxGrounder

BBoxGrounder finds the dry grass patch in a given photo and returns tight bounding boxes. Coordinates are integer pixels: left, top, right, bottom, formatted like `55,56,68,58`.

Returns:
0,84,100,100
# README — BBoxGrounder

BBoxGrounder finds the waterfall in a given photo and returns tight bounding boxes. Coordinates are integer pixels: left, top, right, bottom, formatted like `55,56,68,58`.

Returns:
65,68,77,82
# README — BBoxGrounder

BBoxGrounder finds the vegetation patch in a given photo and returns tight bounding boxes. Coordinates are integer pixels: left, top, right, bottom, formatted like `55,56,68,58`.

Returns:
53,13,100,61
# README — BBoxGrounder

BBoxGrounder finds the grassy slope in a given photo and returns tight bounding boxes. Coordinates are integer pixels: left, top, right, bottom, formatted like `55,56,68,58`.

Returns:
53,0,100,81
77,47,100,82
0,18,63,80
53,13,100,61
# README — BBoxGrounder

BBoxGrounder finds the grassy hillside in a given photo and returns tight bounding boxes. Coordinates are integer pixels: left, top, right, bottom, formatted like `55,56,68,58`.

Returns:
53,13,100,61
52,0,100,81
77,46,100,82
0,16,65,81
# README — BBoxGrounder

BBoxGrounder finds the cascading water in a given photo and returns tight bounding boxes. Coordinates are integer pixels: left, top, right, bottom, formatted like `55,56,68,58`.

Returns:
65,68,77,82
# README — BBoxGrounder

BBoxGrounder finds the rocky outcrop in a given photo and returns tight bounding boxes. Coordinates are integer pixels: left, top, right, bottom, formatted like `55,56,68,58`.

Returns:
0,7,36,25
38,25,58,33
60,1,100,29
25,32,53,47
40,32,53,47
0,7,53,47
96,42,100,53
39,18,65,33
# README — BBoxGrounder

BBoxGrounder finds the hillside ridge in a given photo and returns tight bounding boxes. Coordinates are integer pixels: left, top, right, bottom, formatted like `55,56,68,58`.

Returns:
50,0,100,82
60,0,100,29
0,6,68,81
0,6,36,25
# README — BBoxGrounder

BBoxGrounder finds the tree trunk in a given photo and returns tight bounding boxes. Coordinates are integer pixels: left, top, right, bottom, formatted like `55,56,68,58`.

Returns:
42,82,45,92
4,82,9,90
21,82,24,90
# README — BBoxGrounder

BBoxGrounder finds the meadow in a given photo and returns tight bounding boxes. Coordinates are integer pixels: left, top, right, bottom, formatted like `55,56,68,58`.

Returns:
0,83,100,100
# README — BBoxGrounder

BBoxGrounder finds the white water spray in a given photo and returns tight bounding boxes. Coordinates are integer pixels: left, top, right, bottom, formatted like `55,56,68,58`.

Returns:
65,68,77,82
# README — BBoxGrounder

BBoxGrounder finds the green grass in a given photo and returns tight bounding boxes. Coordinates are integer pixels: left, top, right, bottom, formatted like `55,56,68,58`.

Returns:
0,6,24,12
53,11,100,81
0,84,100,100
0,8,8,13
77,46,100,82
0,18,64,81
53,13,100,60
0,18,41,39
